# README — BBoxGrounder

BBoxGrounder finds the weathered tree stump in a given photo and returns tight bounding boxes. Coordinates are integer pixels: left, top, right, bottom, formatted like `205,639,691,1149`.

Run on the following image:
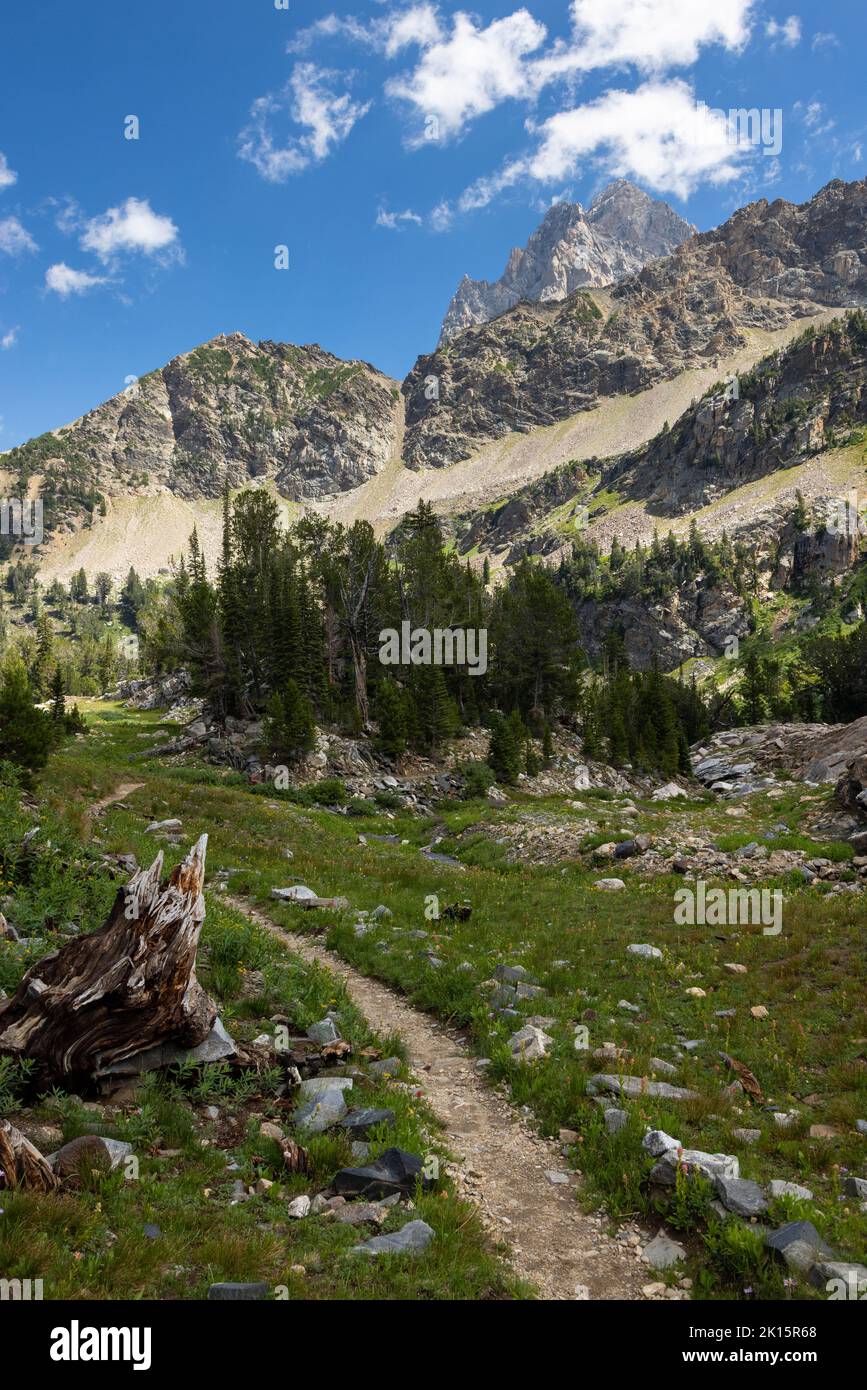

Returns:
0,1118,59,1193
0,836,216,1085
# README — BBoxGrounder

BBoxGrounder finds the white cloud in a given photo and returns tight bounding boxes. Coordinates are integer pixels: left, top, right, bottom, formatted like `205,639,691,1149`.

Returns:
239,63,370,180
536,0,755,82
765,15,802,47
459,81,750,209
0,216,37,256
81,197,180,263
289,5,442,57
51,195,84,235
430,199,454,232
528,82,750,197
376,205,423,229
383,3,444,57
381,2,756,143
0,152,17,191
45,263,108,297
386,9,547,143
287,13,379,54
811,31,839,51
796,100,835,137
1,326,18,349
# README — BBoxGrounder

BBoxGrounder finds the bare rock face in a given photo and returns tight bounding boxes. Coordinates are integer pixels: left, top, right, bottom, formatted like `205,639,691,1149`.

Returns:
439,181,694,343
406,178,867,471
6,333,400,540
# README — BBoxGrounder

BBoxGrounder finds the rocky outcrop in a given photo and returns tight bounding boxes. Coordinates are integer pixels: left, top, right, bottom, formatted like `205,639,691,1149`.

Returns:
574,584,749,671
404,178,867,471
5,334,400,539
439,181,693,342
610,314,867,515
692,718,867,823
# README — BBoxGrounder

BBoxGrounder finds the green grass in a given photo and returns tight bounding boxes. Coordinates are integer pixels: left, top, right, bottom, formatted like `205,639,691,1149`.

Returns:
7,700,866,1301
0,719,523,1302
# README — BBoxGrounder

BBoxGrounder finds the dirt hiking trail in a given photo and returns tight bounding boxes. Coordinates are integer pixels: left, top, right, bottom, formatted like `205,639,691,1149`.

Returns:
230,896,656,1302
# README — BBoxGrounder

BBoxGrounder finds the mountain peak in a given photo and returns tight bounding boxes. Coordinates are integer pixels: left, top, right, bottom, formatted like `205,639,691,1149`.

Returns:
439,181,693,343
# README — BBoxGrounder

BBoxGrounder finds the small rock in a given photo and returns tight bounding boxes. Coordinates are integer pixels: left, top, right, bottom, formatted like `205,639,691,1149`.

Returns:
508,1024,552,1062
293,1090,348,1134
715,1176,768,1218
334,1147,427,1199
351,1219,435,1257
369,1056,402,1078
769,1180,813,1201
643,1230,686,1269
652,1148,739,1185
765,1220,835,1274
271,884,317,903
307,1018,341,1044
340,1107,395,1139
732,1128,762,1145
649,1058,677,1076
842,1175,867,1199
642,1129,681,1157
259,1121,284,1142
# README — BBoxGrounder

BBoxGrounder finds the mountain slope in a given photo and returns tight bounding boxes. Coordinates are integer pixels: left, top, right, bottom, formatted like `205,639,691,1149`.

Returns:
448,312,867,557
2,333,400,540
439,180,693,343
404,178,867,472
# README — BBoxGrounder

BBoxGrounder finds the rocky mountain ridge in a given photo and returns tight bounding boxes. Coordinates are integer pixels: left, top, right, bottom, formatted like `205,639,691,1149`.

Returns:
4,177,867,565
439,180,694,343
403,178,867,472
3,334,400,538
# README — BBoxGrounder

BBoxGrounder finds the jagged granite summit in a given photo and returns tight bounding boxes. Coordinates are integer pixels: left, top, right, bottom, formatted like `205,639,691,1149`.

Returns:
439,181,694,343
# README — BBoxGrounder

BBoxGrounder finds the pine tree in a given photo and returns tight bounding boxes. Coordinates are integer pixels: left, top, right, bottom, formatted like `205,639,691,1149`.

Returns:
410,666,459,751
488,710,524,784
0,655,54,783
264,679,315,763
375,678,408,758
49,666,66,724
120,567,146,628
70,568,89,604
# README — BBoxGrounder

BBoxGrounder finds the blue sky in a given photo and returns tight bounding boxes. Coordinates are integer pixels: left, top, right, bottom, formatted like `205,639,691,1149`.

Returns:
0,0,863,448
